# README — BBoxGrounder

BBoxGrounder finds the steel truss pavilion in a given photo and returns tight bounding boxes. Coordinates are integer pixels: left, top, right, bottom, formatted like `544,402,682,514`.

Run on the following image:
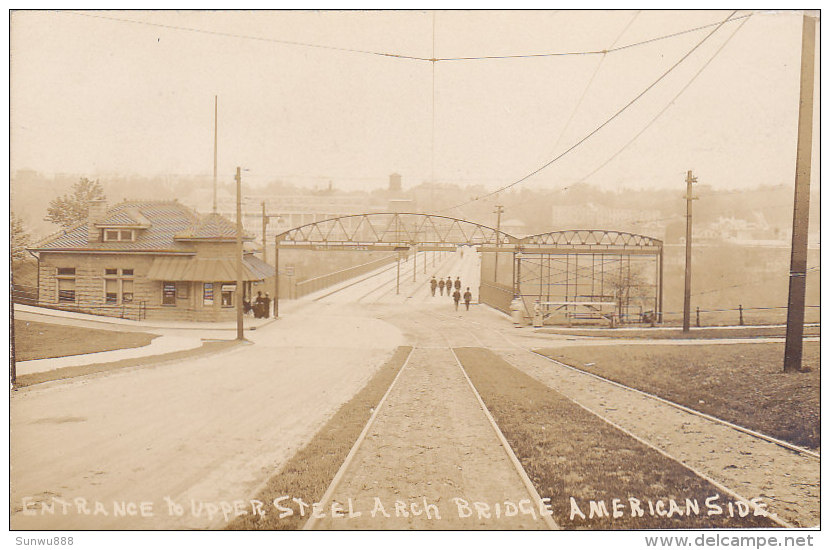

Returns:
273,213,663,322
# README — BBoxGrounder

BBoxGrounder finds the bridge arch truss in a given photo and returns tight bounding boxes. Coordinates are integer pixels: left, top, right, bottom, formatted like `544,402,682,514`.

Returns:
273,214,663,323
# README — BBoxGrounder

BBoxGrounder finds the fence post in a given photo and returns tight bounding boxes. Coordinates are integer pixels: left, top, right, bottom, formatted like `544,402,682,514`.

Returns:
695,307,700,327
739,304,744,326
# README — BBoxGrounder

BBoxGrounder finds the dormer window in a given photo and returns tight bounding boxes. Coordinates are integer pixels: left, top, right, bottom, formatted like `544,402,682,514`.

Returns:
103,229,135,242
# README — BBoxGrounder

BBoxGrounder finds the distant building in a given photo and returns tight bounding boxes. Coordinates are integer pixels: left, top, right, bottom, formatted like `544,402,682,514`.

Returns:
551,203,662,232
388,172,402,193
28,200,274,322
500,218,528,238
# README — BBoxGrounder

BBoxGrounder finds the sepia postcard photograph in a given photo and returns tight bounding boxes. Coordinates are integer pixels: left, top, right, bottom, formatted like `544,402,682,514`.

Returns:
6,7,822,547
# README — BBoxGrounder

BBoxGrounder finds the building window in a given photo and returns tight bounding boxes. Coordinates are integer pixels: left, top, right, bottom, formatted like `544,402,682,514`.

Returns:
203,283,214,306
122,280,134,303
56,267,76,303
103,268,135,304
58,278,76,303
162,281,177,306
103,229,135,242
105,279,118,304
221,284,235,308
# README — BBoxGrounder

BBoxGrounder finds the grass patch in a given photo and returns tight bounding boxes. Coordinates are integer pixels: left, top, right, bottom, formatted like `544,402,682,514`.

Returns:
536,342,820,449
455,347,778,530
13,319,157,361
226,346,412,530
535,325,820,340
14,340,238,387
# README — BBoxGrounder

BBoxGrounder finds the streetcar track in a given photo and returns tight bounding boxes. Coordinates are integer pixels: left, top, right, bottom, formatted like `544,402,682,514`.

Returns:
431,307,819,462
414,313,810,527
304,256,813,529
302,346,416,531
448,346,559,530
303,310,556,530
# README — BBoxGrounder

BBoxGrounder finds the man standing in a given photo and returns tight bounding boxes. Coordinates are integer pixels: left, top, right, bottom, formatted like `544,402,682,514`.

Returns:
446,276,453,298
463,287,472,311
452,287,461,311
438,277,445,296
254,291,264,318
430,276,438,296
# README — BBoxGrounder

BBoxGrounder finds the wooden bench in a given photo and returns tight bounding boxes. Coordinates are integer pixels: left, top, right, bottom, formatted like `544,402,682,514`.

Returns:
538,301,617,327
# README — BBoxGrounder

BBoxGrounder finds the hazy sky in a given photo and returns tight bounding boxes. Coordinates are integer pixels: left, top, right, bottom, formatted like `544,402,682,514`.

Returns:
9,10,819,192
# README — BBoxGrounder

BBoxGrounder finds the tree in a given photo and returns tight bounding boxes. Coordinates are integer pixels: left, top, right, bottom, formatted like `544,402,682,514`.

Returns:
11,214,31,262
44,177,106,228
605,266,653,320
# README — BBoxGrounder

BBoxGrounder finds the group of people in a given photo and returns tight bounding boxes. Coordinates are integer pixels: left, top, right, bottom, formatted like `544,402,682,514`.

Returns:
243,291,271,319
430,276,473,311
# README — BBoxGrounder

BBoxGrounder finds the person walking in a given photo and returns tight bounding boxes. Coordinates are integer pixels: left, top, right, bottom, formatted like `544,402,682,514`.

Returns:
446,277,453,298
463,287,472,311
452,287,461,311
438,277,445,296
430,276,438,296
454,277,462,292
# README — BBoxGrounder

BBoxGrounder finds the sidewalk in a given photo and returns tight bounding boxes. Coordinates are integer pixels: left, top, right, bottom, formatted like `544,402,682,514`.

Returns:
15,334,206,375
14,303,276,332
13,304,276,375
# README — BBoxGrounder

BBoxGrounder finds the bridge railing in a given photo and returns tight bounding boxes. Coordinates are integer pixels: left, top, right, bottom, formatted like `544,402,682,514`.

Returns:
294,254,399,298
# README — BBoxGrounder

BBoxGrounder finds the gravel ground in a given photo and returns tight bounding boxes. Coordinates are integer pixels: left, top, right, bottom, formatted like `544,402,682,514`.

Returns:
312,347,548,530
494,348,820,527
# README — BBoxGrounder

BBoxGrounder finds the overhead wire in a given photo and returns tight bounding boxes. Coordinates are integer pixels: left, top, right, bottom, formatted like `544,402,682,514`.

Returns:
432,13,752,61
545,11,641,161
440,10,740,214
61,9,751,64
570,13,752,189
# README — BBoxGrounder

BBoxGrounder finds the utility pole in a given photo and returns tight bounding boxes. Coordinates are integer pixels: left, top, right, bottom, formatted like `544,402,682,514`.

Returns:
682,170,697,333
274,236,280,318
396,253,401,294
261,201,268,262
213,96,218,214
784,14,816,373
493,205,504,282
235,167,244,341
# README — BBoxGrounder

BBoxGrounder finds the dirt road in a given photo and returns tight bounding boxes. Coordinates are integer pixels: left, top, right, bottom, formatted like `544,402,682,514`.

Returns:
10,314,404,529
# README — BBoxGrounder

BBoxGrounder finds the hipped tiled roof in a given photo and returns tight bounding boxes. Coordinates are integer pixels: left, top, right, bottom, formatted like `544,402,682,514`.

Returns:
175,212,253,241
31,201,197,252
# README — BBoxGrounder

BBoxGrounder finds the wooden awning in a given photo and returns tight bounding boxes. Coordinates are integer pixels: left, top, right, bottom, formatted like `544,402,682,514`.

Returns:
146,255,275,282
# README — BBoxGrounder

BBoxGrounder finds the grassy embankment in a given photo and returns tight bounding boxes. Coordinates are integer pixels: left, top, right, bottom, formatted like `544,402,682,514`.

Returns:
13,320,157,361
535,325,820,340
12,320,237,387
455,347,779,530
536,342,820,449
227,346,412,530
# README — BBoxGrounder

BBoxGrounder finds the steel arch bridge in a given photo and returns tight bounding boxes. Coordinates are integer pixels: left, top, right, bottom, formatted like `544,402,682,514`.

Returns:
272,213,663,322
